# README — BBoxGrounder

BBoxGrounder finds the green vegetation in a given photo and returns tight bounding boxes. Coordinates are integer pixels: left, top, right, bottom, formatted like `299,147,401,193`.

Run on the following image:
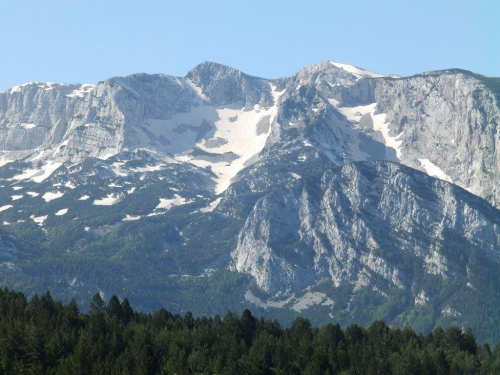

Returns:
0,288,498,375
4,157,500,348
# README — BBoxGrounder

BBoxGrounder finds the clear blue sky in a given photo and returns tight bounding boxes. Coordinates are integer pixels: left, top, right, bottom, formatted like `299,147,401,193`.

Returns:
0,0,498,91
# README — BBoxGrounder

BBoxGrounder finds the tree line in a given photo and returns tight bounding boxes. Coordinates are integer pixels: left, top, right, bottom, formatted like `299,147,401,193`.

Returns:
0,288,498,374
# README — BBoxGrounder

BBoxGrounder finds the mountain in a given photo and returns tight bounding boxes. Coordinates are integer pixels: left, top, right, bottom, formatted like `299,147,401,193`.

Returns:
1,61,500,343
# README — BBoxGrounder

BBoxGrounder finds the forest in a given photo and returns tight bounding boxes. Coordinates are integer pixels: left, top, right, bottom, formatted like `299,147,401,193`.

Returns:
0,288,498,374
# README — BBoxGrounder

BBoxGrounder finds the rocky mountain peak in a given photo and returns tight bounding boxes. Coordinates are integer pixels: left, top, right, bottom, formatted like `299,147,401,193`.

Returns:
186,61,274,108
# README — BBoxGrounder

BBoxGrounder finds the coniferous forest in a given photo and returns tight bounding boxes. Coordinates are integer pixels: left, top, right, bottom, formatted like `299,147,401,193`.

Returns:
0,288,498,375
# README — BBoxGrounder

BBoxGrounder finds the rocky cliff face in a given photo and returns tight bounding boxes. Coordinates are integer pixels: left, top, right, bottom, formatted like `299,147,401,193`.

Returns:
1,62,499,202
368,72,500,206
232,161,500,294
2,61,500,342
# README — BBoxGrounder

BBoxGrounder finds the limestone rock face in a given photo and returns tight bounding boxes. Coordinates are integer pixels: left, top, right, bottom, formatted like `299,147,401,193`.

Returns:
369,73,500,206
185,62,274,108
0,75,199,163
232,162,500,294
1,63,499,204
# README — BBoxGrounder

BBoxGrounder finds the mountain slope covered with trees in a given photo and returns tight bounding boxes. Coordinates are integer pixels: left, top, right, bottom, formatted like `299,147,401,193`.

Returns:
0,288,497,375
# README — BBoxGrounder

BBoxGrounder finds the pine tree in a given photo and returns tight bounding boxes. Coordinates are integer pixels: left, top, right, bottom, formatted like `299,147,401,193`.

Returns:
106,295,123,320
120,298,134,324
89,293,105,316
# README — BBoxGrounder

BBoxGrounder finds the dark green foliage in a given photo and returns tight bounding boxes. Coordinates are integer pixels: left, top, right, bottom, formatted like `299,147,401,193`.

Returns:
0,288,497,374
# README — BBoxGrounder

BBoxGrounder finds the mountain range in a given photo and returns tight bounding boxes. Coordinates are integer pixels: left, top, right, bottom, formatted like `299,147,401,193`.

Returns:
1,61,500,343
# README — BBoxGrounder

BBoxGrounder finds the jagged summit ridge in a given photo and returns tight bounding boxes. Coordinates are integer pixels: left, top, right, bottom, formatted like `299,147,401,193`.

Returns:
1,60,499,200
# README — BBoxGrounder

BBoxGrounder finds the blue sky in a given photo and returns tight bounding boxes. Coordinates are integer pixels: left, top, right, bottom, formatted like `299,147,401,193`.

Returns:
0,0,498,91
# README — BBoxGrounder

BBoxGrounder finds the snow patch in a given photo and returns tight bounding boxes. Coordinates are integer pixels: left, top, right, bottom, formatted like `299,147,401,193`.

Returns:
53,140,69,157
93,194,121,206
0,205,13,212
330,61,384,79
129,164,165,173
66,84,95,98
185,78,209,102
335,102,403,159
42,191,64,202
148,194,193,216
99,153,117,161
372,110,403,159
12,162,62,183
123,214,141,221
163,84,284,193
0,157,14,167
327,98,339,107
7,81,58,93
79,195,90,201
55,208,68,216
9,83,30,93
31,215,48,226
111,162,128,177
200,197,222,213
11,195,23,201
335,103,374,123
11,168,41,181
418,159,453,183
156,195,192,210
28,150,47,162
